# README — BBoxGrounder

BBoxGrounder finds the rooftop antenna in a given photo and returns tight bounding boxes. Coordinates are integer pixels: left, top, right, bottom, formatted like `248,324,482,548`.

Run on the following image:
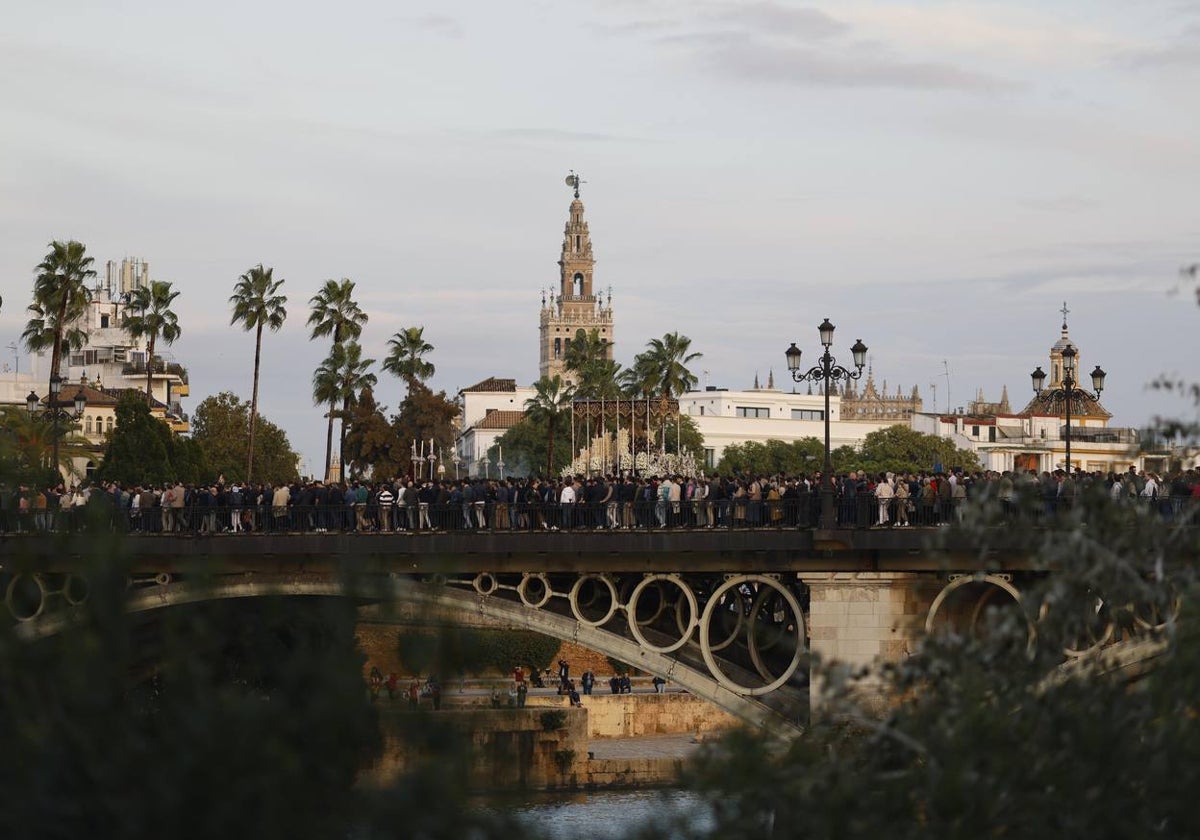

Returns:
942,360,951,413
565,170,586,199
930,381,938,414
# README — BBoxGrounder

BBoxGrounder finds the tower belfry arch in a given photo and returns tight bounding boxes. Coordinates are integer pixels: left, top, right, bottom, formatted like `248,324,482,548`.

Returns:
539,172,614,385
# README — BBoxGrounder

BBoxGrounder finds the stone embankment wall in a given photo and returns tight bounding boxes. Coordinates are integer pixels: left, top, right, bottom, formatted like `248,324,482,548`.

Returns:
526,692,739,739
362,694,738,791
363,706,590,791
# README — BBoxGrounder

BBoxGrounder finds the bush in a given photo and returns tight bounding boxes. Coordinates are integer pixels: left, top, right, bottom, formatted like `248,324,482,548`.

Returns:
539,710,567,732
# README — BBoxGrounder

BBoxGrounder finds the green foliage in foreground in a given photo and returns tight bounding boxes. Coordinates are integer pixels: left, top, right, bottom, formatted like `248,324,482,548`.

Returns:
0,517,528,838
397,628,561,677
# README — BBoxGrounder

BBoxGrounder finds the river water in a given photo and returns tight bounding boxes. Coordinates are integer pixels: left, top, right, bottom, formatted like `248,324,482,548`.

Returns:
503,789,711,839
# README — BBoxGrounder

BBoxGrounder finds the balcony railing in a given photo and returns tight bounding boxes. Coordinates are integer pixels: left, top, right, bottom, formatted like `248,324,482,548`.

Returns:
122,360,189,383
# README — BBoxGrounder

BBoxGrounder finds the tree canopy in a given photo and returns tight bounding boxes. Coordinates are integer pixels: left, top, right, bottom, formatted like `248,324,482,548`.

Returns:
96,392,208,486
717,428,979,476
191,392,299,483
390,379,458,474
341,387,404,481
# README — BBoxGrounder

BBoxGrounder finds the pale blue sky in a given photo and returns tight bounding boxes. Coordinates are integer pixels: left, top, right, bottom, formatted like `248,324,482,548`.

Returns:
2,0,1198,473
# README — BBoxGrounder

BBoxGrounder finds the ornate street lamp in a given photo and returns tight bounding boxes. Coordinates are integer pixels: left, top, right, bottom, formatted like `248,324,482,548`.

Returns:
25,390,39,414
785,318,867,529
49,376,62,481
1031,344,1105,476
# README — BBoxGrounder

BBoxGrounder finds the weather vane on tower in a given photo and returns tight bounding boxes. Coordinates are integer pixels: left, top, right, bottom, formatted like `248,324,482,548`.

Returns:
565,170,585,199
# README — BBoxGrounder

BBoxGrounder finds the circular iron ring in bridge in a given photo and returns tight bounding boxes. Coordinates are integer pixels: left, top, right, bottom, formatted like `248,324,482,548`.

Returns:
1039,597,1114,658
569,574,619,627
472,573,499,597
63,574,89,607
925,574,1033,644
699,575,806,696
626,574,698,654
518,573,553,609
746,582,804,682
704,585,746,653
6,573,48,622
1133,588,1181,633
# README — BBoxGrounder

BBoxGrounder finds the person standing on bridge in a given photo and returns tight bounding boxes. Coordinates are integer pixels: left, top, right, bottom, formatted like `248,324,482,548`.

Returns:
376,482,394,532
559,480,576,531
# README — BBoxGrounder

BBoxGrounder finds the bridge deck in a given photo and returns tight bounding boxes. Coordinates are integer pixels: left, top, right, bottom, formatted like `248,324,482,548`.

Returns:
5,528,1036,575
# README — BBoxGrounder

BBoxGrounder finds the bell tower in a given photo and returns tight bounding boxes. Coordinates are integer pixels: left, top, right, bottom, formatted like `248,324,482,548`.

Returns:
539,173,614,384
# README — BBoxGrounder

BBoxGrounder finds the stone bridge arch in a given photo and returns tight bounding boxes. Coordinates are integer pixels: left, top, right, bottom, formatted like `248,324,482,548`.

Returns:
15,571,807,734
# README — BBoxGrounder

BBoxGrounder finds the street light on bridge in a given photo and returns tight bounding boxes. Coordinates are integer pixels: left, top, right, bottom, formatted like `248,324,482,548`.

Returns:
40,377,87,485
785,318,867,529
1031,344,1105,475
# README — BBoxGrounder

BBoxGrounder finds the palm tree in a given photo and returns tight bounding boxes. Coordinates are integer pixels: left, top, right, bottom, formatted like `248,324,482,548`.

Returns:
563,327,622,400
307,278,368,477
627,332,702,454
22,241,95,393
382,326,435,391
312,341,377,480
122,280,182,403
307,278,367,346
635,332,703,399
230,264,288,482
524,375,574,477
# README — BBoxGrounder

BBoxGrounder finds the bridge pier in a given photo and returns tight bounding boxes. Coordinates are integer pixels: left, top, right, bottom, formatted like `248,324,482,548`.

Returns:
802,572,940,712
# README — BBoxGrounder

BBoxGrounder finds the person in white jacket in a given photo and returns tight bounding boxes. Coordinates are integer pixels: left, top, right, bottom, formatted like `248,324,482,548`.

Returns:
875,472,895,526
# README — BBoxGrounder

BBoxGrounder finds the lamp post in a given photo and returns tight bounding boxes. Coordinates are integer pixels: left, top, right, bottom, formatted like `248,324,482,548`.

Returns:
1031,345,1105,476
427,450,437,481
45,377,86,485
451,450,460,480
25,391,39,414
785,318,868,529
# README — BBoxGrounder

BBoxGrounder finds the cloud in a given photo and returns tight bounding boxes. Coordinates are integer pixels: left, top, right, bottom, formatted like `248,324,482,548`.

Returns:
1018,195,1102,213
412,14,465,39
1118,22,1200,69
601,1,1018,94
487,128,650,144
717,2,848,40
701,38,1018,92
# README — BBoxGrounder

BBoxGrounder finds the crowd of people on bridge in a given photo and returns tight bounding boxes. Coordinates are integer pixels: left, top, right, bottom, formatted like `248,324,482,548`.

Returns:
3,465,1198,535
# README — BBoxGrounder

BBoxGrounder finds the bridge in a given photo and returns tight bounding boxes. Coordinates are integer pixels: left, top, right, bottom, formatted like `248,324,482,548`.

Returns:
2,521,1187,732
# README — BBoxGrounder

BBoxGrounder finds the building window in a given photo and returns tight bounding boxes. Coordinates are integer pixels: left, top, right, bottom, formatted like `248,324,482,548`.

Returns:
972,425,979,437
790,409,824,421
106,417,114,434
573,272,584,296
699,406,705,416
736,406,770,418
553,338,561,359
86,416,93,435
989,427,997,442
704,448,716,469
100,315,110,328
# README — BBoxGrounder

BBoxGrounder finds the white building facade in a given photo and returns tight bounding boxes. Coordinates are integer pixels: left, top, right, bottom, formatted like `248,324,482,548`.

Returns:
679,386,900,469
